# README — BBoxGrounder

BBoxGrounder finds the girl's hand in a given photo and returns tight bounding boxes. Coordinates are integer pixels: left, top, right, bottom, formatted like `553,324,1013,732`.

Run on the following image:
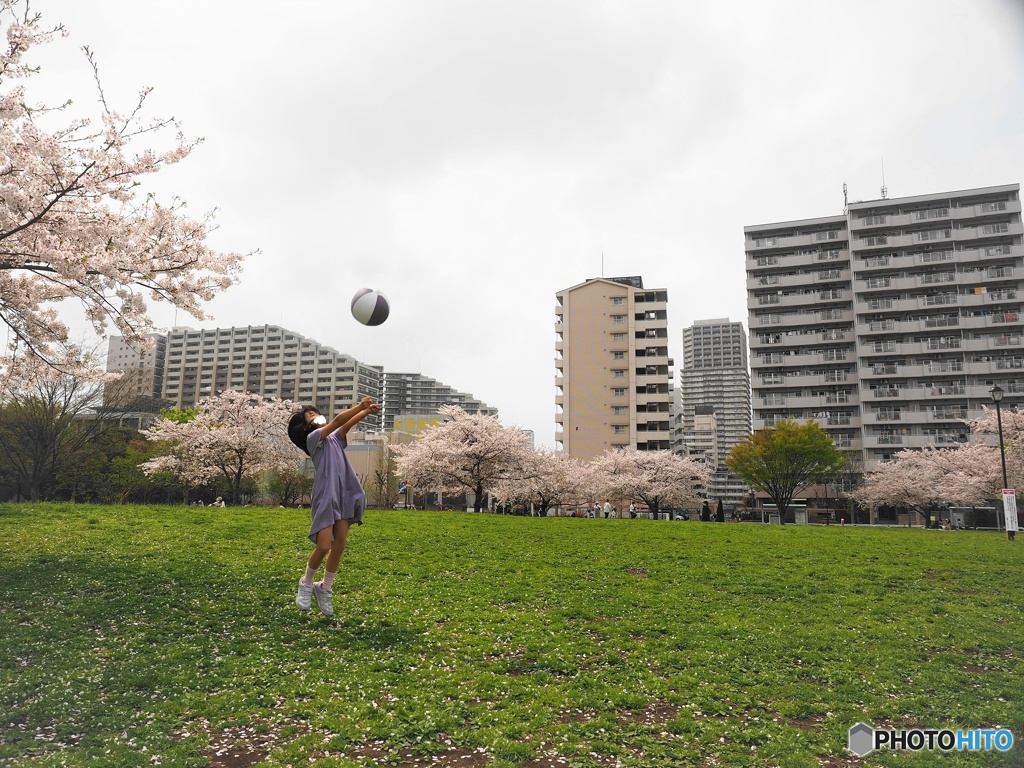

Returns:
368,403,382,414
359,396,374,408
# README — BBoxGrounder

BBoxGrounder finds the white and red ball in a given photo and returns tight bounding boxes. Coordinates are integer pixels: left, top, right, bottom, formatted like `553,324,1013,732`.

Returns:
351,288,390,326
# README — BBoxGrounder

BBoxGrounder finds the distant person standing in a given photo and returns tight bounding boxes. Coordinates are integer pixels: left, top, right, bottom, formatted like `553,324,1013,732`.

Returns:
603,500,612,519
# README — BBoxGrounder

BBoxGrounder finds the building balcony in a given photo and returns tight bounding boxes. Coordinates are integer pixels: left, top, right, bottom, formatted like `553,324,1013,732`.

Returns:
955,221,1024,241
862,433,968,450
962,359,1007,376
851,232,917,251
862,434,909,449
854,274,923,294
868,201,1024,228
766,394,857,410
953,243,1024,263
862,387,909,402
753,351,849,368
851,251,921,274
746,231,846,251
746,269,852,292
762,372,851,388
963,199,1023,218
635,299,668,313
755,312,820,330
749,291,826,310
862,410,934,426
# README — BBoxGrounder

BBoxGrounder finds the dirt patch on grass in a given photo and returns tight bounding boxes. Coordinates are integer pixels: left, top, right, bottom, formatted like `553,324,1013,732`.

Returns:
556,707,596,724
788,714,827,731
308,738,490,767
185,719,490,768
618,701,680,725
356,741,489,767
523,753,622,767
183,717,306,768
626,567,648,578
815,755,865,767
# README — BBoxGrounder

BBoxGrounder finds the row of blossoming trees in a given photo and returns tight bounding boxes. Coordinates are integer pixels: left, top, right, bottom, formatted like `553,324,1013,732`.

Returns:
141,398,711,513
852,407,1023,523
392,405,710,514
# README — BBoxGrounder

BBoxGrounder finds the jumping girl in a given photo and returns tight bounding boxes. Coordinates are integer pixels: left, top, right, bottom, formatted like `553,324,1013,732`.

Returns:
287,397,381,616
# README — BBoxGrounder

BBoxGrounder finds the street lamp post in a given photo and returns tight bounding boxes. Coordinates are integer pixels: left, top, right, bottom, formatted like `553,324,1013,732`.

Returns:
989,385,1016,541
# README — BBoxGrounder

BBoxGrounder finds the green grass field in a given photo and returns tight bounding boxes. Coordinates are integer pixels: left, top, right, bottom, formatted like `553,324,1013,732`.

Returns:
0,504,1021,768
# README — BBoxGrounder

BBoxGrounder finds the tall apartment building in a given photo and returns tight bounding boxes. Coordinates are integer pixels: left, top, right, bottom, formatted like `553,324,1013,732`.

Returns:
106,325,384,430
383,373,498,429
745,183,1023,470
104,333,166,407
555,276,673,459
678,318,752,506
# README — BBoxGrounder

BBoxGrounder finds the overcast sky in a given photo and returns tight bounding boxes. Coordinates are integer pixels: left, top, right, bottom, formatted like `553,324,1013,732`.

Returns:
30,0,1024,445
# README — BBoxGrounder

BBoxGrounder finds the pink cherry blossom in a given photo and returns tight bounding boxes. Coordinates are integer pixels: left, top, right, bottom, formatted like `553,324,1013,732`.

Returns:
393,405,535,512
142,390,296,505
0,2,244,377
587,447,709,516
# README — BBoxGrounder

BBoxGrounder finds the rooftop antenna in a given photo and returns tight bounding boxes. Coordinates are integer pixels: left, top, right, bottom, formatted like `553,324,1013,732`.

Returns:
880,159,888,200
843,182,848,213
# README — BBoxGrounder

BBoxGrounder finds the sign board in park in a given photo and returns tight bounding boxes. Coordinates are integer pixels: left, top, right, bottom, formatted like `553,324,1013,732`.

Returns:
1002,489,1018,535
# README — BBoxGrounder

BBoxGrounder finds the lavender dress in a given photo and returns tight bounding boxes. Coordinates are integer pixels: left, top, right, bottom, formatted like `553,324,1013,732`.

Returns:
306,428,365,543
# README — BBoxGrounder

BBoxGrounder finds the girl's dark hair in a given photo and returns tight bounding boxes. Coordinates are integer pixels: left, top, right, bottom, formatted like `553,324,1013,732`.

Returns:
287,406,320,455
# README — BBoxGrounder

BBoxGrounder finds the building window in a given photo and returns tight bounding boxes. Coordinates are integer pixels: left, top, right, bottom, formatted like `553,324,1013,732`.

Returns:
613,370,625,378
612,297,625,306
612,351,625,360
611,315,625,324
612,387,626,397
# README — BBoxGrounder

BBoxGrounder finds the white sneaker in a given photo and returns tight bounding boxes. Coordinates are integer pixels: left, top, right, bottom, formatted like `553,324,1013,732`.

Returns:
312,582,334,616
296,580,314,611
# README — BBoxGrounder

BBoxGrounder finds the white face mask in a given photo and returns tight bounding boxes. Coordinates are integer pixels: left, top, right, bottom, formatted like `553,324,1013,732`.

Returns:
312,414,327,426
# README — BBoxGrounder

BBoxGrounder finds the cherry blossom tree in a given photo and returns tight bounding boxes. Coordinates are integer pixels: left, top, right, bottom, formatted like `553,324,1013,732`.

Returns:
491,449,589,515
142,390,295,505
393,405,534,512
588,448,709,517
0,1,244,377
968,405,1024,489
931,443,1004,508
855,440,1006,526
852,448,947,525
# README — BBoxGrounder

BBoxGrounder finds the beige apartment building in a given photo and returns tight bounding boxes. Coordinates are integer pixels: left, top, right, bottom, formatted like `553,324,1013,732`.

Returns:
745,183,1023,470
555,276,673,458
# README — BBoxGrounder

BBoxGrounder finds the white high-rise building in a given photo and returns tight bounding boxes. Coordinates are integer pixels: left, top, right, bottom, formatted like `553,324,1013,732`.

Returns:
745,183,1023,470
677,318,752,507
107,325,384,430
383,373,497,429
